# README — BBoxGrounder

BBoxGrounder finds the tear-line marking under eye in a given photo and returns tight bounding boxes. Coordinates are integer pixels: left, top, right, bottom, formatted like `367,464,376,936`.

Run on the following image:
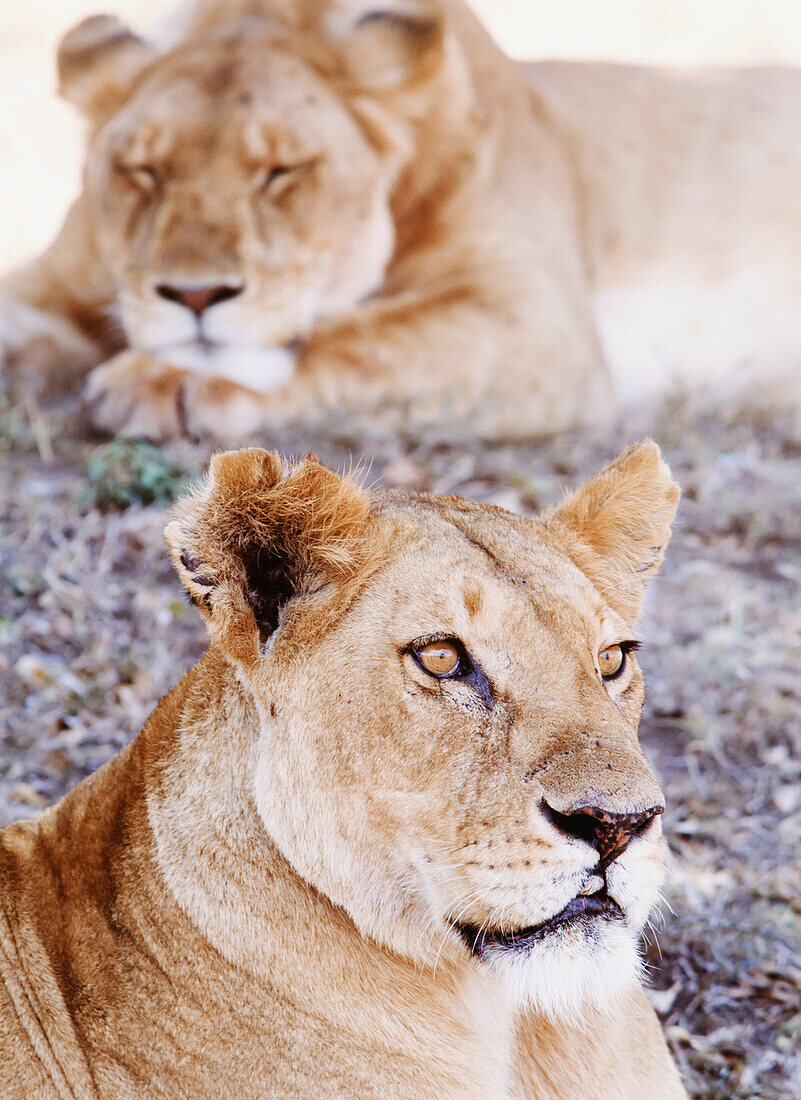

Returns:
406,635,495,711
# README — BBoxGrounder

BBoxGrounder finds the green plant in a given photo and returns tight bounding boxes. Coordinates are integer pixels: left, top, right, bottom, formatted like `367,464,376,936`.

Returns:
85,438,192,509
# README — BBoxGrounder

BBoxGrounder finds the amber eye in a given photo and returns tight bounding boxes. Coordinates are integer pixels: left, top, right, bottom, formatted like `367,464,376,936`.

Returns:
598,644,625,680
414,640,463,678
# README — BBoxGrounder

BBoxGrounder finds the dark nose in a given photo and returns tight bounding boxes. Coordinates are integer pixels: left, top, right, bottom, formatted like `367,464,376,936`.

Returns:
155,282,243,316
542,799,664,866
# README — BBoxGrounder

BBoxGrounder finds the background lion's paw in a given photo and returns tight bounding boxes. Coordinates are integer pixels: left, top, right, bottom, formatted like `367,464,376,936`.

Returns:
0,296,98,394
83,352,189,441
178,375,272,441
83,352,274,441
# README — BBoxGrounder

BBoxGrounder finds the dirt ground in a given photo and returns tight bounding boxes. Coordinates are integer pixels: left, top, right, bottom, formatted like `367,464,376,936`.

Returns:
1,389,800,1099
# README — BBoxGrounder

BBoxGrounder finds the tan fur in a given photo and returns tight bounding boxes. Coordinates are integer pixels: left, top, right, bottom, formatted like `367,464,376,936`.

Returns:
0,442,686,1097
9,1,801,439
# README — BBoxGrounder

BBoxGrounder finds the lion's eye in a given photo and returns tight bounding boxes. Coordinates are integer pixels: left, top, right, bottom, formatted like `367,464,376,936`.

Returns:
258,159,317,195
413,640,463,678
118,164,159,192
259,165,293,191
598,644,625,680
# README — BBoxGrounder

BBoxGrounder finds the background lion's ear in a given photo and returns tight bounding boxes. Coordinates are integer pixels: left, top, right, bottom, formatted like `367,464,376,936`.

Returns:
544,441,680,625
315,0,445,92
58,14,155,120
166,449,371,668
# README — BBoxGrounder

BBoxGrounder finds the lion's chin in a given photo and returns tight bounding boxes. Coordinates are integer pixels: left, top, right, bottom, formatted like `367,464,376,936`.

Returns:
459,906,644,1020
153,340,297,393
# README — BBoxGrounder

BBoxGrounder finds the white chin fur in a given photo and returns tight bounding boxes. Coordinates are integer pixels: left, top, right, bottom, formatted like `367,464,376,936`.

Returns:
154,343,297,394
481,920,643,1021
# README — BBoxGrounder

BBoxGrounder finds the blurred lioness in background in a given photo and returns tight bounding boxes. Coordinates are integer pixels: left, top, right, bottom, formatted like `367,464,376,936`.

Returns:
2,0,801,440
0,442,685,1098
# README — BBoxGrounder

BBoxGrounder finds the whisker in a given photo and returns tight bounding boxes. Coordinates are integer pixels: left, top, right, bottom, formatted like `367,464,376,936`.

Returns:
432,887,486,978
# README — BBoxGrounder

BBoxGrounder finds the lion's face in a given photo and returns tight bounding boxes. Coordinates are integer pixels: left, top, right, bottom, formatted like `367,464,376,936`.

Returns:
69,20,410,386
169,444,679,1019
254,500,666,1017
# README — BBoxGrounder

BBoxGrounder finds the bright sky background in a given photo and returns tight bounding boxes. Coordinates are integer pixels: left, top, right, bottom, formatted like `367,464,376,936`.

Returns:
4,0,801,269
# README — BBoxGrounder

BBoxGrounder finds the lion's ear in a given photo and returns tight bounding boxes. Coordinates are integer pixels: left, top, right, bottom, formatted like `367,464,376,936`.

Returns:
58,15,155,120
165,449,370,669
318,0,445,92
543,442,680,625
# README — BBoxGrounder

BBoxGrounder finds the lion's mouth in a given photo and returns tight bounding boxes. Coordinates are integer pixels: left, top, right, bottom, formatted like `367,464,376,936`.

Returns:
455,889,624,956
154,336,220,356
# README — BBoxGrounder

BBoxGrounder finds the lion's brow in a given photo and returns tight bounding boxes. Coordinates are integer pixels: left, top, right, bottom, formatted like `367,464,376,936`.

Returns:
445,518,529,588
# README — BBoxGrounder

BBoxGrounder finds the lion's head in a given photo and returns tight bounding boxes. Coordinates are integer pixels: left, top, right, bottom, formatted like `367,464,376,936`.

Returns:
58,2,443,388
165,441,679,1018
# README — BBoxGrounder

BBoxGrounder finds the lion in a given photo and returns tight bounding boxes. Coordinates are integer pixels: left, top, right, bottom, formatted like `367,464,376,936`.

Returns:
0,441,686,1098
3,0,801,441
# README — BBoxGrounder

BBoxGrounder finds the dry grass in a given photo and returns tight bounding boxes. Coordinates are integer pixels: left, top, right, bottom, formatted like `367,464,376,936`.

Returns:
1,391,800,1098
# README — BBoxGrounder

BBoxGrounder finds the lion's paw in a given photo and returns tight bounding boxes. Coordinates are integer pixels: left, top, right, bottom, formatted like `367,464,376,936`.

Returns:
83,351,275,441
83,352,189,441
0,297,99,393
178,375,273,440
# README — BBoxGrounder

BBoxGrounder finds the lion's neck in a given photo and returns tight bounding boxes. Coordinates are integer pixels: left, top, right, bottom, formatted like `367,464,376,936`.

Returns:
146,648,314,975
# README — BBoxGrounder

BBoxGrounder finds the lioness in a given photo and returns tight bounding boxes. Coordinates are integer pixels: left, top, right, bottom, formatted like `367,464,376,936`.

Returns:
0,441,686,1098
3,0,801,440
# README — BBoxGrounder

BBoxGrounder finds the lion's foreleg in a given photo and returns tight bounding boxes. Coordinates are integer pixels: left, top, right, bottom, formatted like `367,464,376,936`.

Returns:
1,198,117,395
299,280,610,438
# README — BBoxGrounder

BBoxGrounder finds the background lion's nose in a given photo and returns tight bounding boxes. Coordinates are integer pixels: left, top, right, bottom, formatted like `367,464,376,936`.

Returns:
541,799,664,865
155,281,244,316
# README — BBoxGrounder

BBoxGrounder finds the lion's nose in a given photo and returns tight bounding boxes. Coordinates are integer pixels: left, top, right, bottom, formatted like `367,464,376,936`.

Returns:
541,799,664,865
155,281,244,316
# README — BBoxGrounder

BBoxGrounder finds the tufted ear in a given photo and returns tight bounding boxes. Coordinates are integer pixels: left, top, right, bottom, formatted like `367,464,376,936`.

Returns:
315,0,445,92
544,442,680,625
58,14,156,120
165,449,371,669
